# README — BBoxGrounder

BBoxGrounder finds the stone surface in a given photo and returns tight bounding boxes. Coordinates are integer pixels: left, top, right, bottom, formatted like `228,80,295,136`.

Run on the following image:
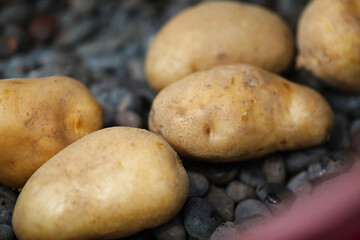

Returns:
188,172,210,198
205,186,234,222
225,181,255,203
262,154,286,185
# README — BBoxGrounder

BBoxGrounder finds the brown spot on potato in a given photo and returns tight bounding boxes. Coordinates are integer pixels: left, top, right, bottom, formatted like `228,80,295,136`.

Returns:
115,162,123,169
241,114,248,122
245,75,259,88
203,124,212,136
130,143,135,147
4,90,10,100
10,81,25,85
157,142,164,149
283,82,290,89
216,52,229,61
280,140,287,146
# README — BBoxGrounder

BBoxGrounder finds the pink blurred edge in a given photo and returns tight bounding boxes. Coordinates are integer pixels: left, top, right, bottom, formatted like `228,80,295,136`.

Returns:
227,153,360,240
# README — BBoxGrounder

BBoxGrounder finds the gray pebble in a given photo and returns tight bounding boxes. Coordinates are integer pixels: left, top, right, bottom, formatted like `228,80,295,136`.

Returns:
239,167,266,187
326,114,350,150
235,214,267,233
210,222,237,240
234,199,271,222
205,186,234,222
183,198,224,240
287,171,312,197
188,172,209,198
323,90,360,116
256,183,296,213
308,151,352,182
203,165,238,186
0,224,16,240
262,154,286,185
286,147,327,174
153,215,186,240
115,110,143,128
225,181,255,203
350,118,360,136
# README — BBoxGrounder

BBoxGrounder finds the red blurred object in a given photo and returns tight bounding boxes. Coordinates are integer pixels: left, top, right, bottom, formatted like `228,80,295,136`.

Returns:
232,154,360,240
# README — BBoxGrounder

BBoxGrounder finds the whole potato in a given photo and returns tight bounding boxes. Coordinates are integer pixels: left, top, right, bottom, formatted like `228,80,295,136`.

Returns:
145,1,294,91
0,76,103,188
13,127,189,240
149,64,334,162
297,0,360,92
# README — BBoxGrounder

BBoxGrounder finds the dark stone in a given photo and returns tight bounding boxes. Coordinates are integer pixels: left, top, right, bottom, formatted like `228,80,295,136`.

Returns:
0,224,16,240
238,167,266,187
202,165,238,186
28,14,57,43
225,181,255,203
210,222,237,240
205,186,234,222
0,2,32,25
115,110,143,128
308,151,352,182
287,171,312,196
153,215,186,240
183,198,224,240
286,148,327,174
0,212,12,226
262,154,286,185
188,172,209,198
69,0,98,13
256,183,296,213
234,199,271,222
0,185,17,223
351,118,360,136
275,0,310,31
326,114,350,150
323,90,360,116
235,214,267,233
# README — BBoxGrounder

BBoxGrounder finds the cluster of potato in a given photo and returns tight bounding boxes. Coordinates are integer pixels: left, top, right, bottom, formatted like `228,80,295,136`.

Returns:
3,0,358,239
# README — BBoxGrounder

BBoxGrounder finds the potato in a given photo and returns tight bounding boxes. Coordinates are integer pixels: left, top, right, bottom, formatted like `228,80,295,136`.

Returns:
0,76,103,188
13,127,189,240
297,0,360,92
149,64,334,162
145,1,294,91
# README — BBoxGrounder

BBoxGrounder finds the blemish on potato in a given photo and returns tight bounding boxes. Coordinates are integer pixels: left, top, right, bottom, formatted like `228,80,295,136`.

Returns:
115,162,123,169
130,142,135,147
244,75,259,88
283,82,290,90
4,90,10,100
241,113,248,122
280,140,287,146
216,52,229,61
157,142,164,149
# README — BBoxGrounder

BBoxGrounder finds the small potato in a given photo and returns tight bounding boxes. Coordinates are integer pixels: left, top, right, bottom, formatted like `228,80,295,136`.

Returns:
13,127,189,240
0,76,103,188
149,64,334,162
145,1,294,91
297,0,360,92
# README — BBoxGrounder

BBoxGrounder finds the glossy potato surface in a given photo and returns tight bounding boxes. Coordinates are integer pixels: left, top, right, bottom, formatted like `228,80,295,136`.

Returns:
146,1,294,91
0,76,103,188
149,64,334,162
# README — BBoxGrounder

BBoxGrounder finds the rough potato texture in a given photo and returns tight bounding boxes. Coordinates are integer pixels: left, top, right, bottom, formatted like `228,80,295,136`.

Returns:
149,64,334,162
145,1,294,91
297,0,360,92
13,127,189,240
0,76,103,188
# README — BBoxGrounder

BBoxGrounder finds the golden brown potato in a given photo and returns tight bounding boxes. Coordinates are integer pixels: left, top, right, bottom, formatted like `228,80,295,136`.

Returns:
145,1,294,91
297,0,360,92
13,127,189,240
0,76,103,188
149,64,334,162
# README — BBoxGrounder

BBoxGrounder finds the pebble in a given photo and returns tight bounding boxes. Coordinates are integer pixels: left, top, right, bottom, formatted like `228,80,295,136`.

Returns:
225,181,255,203
153,215,186,240
202,165,238,186
28,14,57,43
287,171,312,197
234,199,271,222
0,224,16,240
351,129,360,154
0,36,19,58
188,172,210,198
0,2,32,25
256,183,296,213
0,185,17,224
326,114,350,150
238,167,266,187
205,186,234,222
115,110,143,128
275,0,309,31
323,90,360,116
262,154,286,185
350,118,360,136
210,222,237,240
286,147,327,174
183,198,224,240
235,214,267,233
308,151,352,182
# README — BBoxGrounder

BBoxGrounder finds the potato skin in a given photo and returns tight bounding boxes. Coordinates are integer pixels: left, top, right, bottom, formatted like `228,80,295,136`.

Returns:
297,0,360,92
0,76,103,188
13,127,188,240
149,64,334,162
145,1,294,91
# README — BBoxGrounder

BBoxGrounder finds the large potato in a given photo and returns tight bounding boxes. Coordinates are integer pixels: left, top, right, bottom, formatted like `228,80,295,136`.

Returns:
0,76,103,188
145,1,294,91
13,127,189,240
297,0,360,92
149,64,334,162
